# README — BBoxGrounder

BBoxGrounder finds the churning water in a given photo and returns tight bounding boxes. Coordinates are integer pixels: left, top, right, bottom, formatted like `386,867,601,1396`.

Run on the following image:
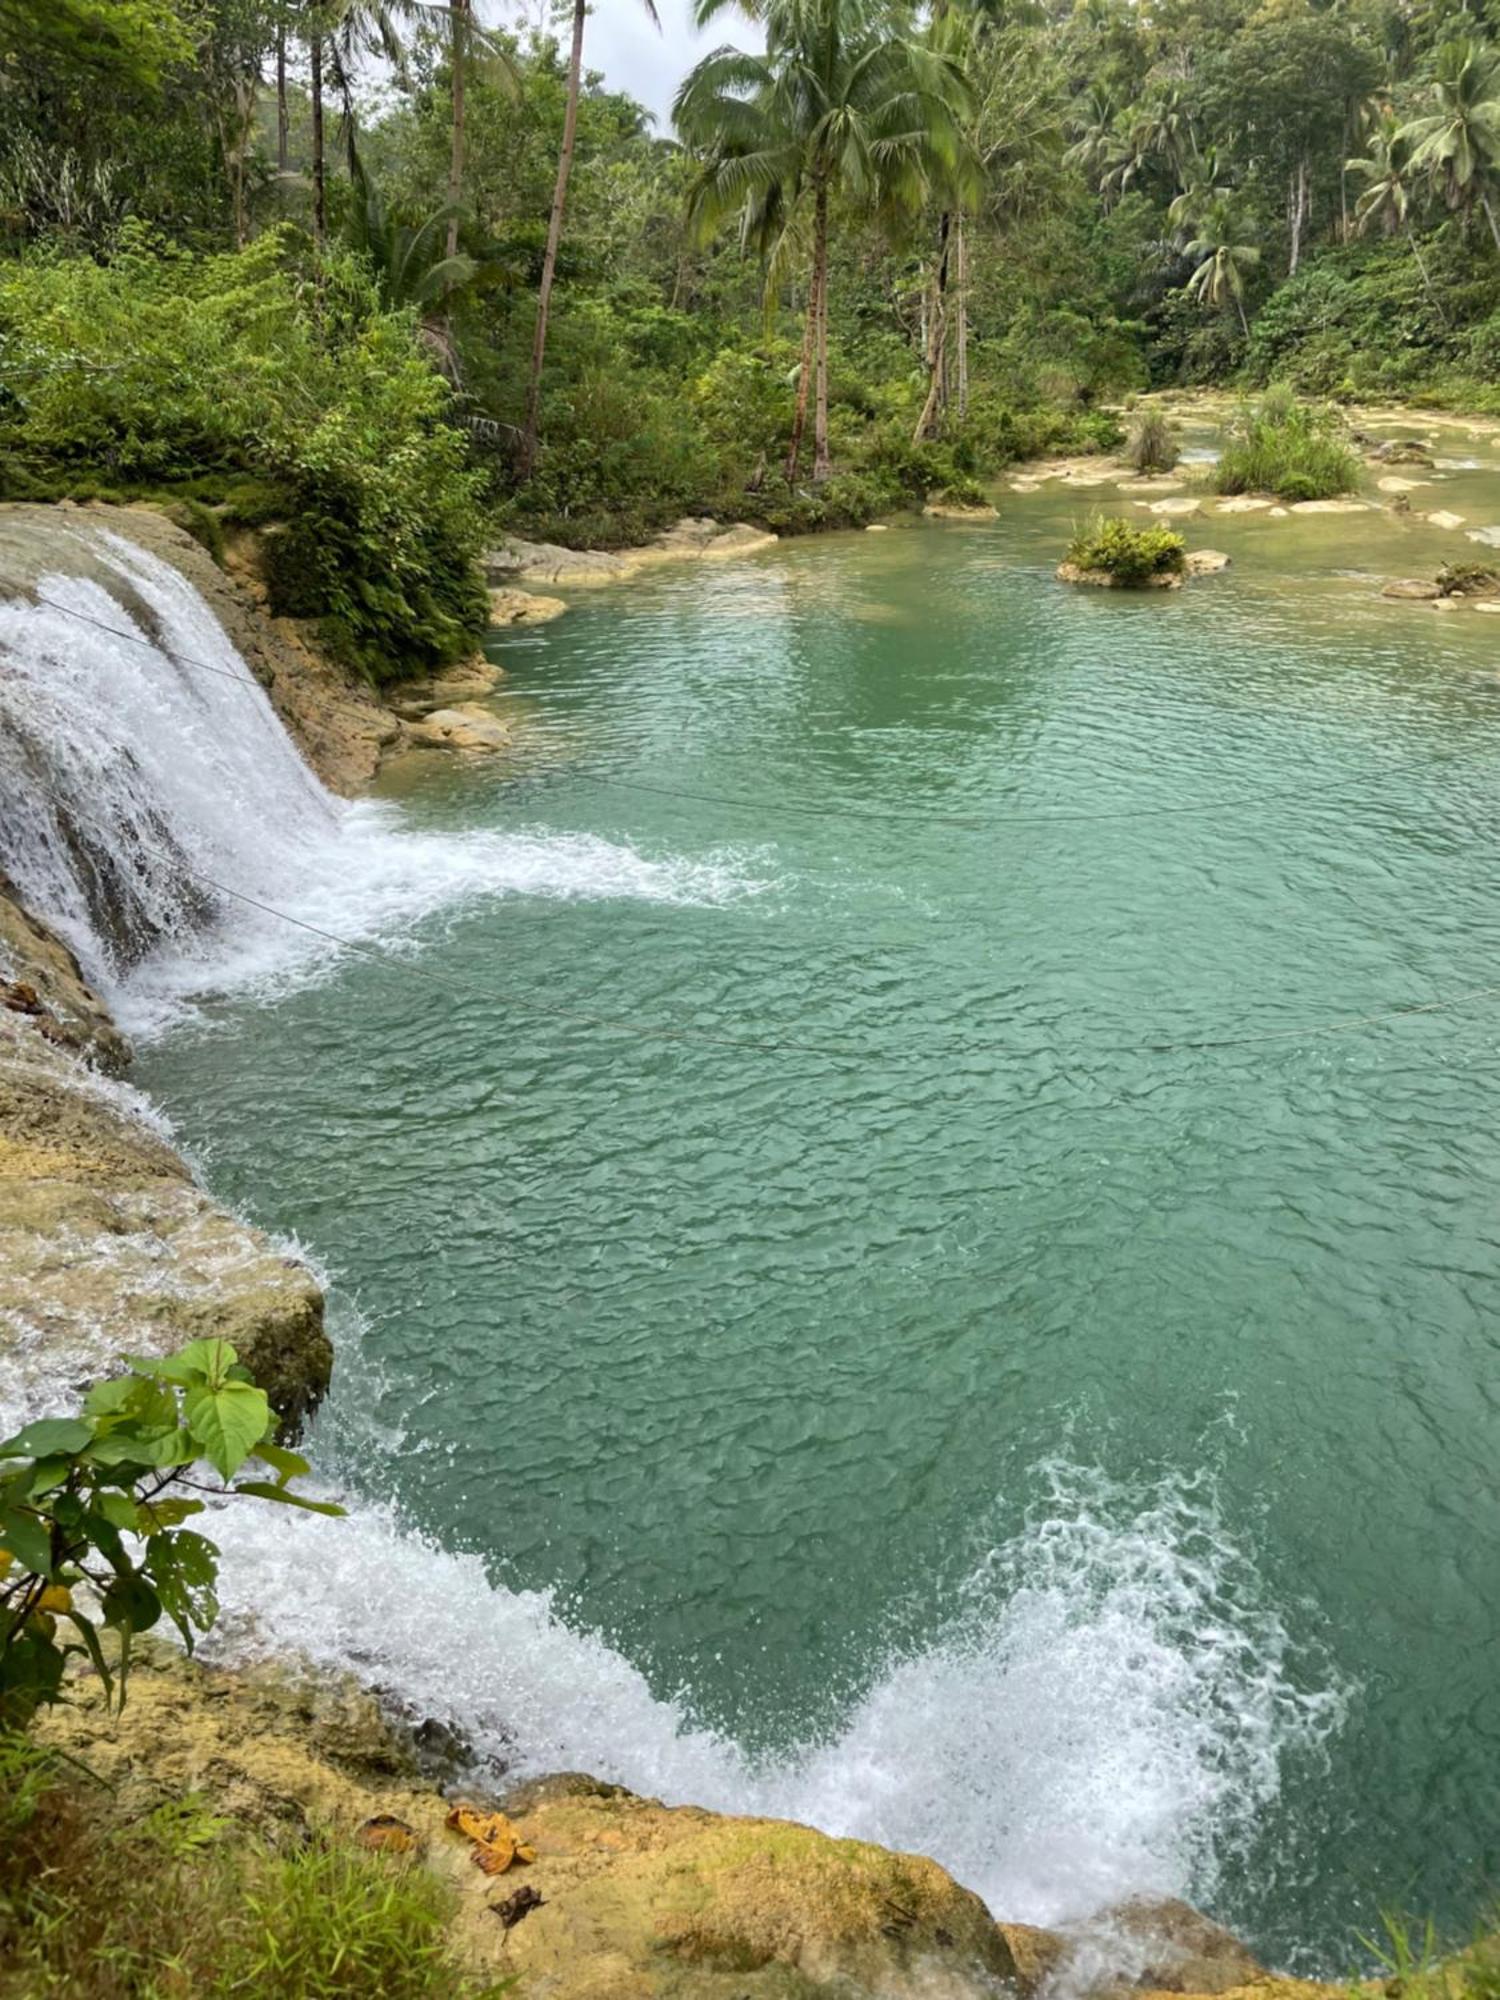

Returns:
9,487,1500,1969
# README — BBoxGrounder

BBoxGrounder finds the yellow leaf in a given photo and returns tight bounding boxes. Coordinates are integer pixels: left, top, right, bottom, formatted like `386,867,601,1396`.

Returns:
0,1549,13,1578
356,1815,421,1855
37,1584,72,1615
445,1803,528,1875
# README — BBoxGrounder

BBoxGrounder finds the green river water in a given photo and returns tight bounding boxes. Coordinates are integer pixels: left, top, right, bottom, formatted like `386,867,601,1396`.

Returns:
135,423,1500,1969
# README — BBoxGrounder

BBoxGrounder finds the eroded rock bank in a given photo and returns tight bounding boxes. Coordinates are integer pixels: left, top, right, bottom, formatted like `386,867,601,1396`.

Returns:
0,894,330,1429
36,1638,1340,2000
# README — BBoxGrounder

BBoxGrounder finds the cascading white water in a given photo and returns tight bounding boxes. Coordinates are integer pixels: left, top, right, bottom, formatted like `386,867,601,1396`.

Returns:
0,525,1345,1955
202,1456,1342,1932
0,524,760,1034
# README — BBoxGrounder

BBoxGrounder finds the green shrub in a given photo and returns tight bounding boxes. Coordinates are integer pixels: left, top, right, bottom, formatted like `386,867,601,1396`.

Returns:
1126,410,1179,475
1065,515,1187,584
0,229,490,683
928,477,990,509
1438,562,1500,596
1214,387,1362,501
0,1739,509,1999
0,1338,339,1731
159,495,225,565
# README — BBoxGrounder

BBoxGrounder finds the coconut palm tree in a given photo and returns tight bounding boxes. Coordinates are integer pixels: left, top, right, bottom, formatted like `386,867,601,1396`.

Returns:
1398,36,1500,252
517,0,662,480
1347,112,1447,319
1184,200,1259,336
1166,145,1231,245
675,0,968,482
1063,85,1118,189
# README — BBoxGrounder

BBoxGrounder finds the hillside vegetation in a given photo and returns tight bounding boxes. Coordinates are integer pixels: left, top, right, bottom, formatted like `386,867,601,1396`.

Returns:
2,0,1499,669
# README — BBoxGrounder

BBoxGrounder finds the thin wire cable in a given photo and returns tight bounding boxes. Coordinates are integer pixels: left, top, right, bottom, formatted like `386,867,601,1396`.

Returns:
29,592,268,690
186,869,865,1063
196,868,1500,1062
20,589,1436,831
26,580,1500,1053
533,764,1414,830
1131,978,1500,1053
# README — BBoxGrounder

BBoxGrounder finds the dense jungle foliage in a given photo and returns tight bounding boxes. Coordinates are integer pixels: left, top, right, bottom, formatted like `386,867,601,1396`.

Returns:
2,0,1500,676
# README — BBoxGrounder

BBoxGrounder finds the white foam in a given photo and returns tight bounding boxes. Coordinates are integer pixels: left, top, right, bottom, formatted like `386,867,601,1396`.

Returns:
202,1459,1342,1929
0,527,764,1036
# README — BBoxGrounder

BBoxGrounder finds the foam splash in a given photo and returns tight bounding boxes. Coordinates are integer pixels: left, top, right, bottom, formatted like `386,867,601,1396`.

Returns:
201,1459,1342,1930
0,527,764,1036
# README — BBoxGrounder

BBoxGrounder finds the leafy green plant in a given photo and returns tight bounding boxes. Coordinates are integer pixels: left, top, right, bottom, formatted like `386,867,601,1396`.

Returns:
1065,514,1187,583
0,229,490,683
0,1339,341,1730
0,1736,513,1999
1438,561,1500,595
1125,409,1179,474
1214,387,1363,501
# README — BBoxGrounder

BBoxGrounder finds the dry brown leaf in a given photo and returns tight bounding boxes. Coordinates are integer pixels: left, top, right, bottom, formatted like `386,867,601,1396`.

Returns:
357,1814,421,1855
445,1803,531,1875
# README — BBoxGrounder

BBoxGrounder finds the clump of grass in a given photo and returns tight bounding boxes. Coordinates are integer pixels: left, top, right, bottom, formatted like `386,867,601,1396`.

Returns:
0,1738,510,2000
929,477,991,509
1125,409,1180,475
1437,562,1500,597
1065,514,1187,584
1214,385,1361,501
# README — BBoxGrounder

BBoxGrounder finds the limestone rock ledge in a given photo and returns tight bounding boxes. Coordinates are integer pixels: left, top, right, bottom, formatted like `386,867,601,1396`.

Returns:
487,516,778,588
35,1639,1347,2000
0,891,329,1431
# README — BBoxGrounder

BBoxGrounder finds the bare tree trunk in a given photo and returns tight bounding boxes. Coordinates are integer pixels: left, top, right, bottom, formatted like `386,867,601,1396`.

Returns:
445,0,468,260
812,180,831,481
520,0,586,479
276,24,289,173
1288,157,1308,274
310,31,325,247
955,210,969,419
785,259,818,483
1406,224,1448,322
912,213,951,444
1483,192,1500,256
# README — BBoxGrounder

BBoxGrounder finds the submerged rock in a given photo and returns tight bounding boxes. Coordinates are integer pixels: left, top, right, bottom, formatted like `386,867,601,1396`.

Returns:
1184,550,1231,575
1214,497,1274,514
1382,578,1442,600
1425,511,1467,531
1288,499,1370,515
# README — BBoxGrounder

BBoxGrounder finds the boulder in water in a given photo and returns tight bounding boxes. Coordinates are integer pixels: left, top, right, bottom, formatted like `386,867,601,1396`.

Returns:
403,704,512,753
488,587,567,626
1382,578,1442,600
1184,550,1231,575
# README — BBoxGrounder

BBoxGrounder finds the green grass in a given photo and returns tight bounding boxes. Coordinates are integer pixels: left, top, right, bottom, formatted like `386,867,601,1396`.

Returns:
1065,514,1187,584
0,1737,511,2000
1214,385,1363,502
1125,410,1180,475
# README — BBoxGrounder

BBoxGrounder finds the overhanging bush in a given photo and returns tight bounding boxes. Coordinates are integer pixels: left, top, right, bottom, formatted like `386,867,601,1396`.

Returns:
0,227,489,683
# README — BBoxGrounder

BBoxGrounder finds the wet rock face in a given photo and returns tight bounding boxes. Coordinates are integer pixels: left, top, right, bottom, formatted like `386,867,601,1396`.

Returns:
0,887,330,1432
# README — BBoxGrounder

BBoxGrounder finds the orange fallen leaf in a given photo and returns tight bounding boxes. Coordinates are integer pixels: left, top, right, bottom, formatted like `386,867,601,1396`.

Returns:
445,1803,535,1875
357,1814,421,1855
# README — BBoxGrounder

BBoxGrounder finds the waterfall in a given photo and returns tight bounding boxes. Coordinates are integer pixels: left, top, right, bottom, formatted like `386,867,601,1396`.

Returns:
0,522,760,1035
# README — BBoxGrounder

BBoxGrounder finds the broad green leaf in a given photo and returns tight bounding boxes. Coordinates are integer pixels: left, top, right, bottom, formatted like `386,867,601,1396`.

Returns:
94,1491,140,1533
233,1481,346,1517
130,1338,238,1387
101,1570,162,1635
147,1530,219,1643
135,1496,205,1531
251,1442,310,1485
0,1505,53,1576
84,1375,140,1417
185,1379,270,1478
24,1456,73,1499
0,1418,91,1460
